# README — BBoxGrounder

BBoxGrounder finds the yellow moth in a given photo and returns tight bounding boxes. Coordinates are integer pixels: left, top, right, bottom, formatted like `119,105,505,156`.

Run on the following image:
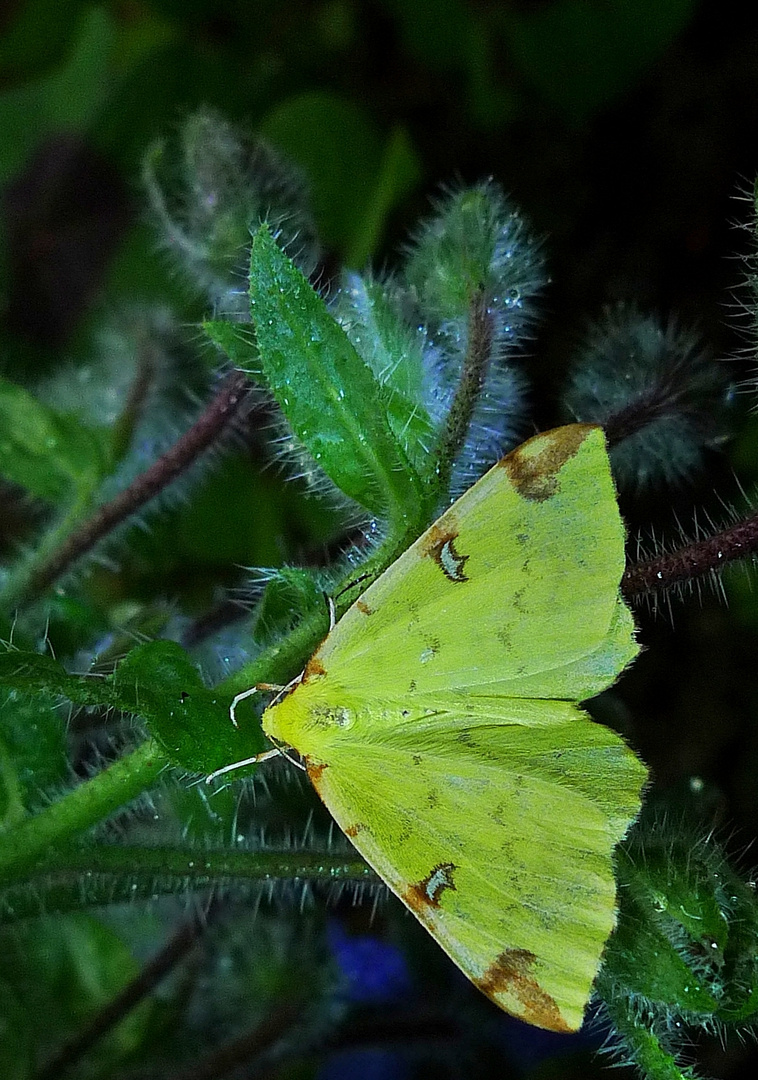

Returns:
217,424,647,1032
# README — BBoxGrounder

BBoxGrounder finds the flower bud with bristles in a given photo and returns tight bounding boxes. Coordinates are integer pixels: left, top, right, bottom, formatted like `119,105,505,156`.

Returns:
564,306,728,491
402,181,545,494
143,109,319,317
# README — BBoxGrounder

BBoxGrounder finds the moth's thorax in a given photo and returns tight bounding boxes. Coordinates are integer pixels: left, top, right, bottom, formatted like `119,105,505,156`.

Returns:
262,673,357,757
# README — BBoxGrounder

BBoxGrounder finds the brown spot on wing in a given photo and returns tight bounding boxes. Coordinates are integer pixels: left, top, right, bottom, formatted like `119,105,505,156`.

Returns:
356,600,373,616
420,523,470,583
477,949,571,1032
303,655,326,681
403,862,458,912
344,822,365,838
305,758,329,790
499,425,593,503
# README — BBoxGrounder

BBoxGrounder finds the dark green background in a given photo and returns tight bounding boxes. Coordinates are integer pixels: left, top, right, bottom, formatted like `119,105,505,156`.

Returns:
3,2,758,1077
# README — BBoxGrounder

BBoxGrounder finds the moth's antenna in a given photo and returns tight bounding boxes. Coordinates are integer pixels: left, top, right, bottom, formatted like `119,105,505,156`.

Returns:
333,572,371,602
229,682,279,726
230,675,306,726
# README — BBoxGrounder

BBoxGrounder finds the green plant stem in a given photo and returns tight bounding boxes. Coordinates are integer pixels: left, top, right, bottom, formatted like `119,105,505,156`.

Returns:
0,844,376,923
25,842,374,886
0,373,250,612
0,739,168,884
601,999,697,1080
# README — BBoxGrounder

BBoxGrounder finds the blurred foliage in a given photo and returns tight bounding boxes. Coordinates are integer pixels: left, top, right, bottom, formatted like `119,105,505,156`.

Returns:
4,0,758,1078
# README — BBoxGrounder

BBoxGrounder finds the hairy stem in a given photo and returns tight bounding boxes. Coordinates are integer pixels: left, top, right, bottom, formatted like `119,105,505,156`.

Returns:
0,844,376,924
432,293,495,498
6,372,250,609
622,511,758,599
0,739,168,884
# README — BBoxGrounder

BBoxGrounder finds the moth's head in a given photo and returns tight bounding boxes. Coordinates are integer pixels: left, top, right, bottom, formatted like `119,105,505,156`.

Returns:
262,674,356,757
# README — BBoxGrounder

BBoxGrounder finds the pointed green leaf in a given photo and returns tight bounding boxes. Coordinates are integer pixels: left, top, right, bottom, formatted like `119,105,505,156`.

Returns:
0,651,109,706
0,690,67,823
112,641,265,773
0,644,264,774
0,377,109,502
247,225,424,521
333,274,434,478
